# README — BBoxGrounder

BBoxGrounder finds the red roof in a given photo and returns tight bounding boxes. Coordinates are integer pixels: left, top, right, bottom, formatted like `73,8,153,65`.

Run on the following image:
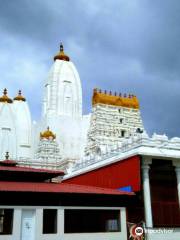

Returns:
0,160,17,166
0,165,64,175
0,164,64,182
0,181,134,196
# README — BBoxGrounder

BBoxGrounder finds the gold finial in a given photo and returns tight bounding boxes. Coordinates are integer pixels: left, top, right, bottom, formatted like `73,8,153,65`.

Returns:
60,43,64,52
5,152,9,160
4,88,7,95
54,43,70,62
40,127,56,140
14,90,26,102
94,88,98,93
0,88,13,103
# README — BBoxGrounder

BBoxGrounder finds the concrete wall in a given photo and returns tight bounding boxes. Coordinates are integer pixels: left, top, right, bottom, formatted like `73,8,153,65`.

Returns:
0,206,127,240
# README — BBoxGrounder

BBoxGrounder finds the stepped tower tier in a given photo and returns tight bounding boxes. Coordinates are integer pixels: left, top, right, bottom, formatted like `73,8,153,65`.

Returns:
85,88,144,156
42,43,82,119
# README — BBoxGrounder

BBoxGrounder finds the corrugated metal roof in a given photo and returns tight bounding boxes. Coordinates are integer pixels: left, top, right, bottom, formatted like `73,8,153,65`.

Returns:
0,181,134,196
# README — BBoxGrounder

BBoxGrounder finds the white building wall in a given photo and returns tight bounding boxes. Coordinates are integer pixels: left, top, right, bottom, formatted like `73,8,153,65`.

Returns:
147,231,180,240
0,206,128,240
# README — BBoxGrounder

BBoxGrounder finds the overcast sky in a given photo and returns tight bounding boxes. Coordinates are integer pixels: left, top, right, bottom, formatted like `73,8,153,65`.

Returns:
0,0,180,137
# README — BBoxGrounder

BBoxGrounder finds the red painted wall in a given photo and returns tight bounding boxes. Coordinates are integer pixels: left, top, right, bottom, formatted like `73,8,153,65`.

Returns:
64,155,141,192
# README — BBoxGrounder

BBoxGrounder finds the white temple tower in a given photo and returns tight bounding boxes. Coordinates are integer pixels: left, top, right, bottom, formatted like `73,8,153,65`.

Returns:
42,43,82,119
0,89,17,159
35,44,84,165
85,88,144,157
0,89,32,160
13,90,32,159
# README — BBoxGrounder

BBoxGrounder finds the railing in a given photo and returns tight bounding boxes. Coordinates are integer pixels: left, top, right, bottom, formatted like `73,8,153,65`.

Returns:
73,133,180,171
152,201,180,227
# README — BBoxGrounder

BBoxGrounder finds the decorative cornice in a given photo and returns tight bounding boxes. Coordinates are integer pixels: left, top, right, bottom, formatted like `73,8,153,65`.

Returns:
92,88,139,109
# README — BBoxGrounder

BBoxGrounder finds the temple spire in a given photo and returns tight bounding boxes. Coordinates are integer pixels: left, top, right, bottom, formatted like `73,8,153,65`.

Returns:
54,43,70,62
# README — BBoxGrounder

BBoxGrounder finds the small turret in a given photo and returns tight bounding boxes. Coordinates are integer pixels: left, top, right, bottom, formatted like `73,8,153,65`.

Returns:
36,127,61,164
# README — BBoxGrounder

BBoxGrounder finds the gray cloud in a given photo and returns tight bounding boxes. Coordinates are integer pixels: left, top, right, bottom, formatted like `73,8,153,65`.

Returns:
0,0,180,137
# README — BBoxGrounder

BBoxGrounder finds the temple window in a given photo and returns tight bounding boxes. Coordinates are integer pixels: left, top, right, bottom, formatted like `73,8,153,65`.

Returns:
119,118,123,124
43,209,57,234
121,130,126,137
64,209,121,233
0,209,13,235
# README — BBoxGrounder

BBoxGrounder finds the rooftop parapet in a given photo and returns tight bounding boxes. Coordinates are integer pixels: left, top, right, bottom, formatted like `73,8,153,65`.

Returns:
73,132,180,171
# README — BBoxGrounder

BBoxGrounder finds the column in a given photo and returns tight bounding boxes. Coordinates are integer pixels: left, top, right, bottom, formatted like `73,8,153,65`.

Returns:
173,160,180,206
175,167,180,206
142,158,153,228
